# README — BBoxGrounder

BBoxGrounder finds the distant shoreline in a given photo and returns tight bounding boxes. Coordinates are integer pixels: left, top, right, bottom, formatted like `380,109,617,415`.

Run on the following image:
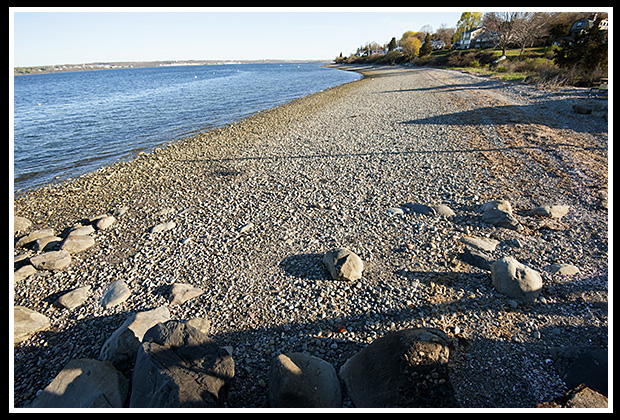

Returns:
13,59,330,76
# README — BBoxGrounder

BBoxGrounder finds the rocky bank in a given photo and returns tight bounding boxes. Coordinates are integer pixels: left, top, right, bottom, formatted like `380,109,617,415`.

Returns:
12,65,608,409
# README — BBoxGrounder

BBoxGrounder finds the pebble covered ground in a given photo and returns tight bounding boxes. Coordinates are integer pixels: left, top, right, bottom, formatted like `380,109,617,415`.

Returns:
12,65,608,408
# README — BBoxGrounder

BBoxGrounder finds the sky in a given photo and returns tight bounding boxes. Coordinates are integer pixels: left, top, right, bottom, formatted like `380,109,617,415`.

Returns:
11,8,465,67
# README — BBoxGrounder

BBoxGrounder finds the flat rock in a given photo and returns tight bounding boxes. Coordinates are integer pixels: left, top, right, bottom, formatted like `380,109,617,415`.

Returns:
15,228,55,248
33,235,62,251
60,235,95,253
460,247,494,271
54,285,91,310
432,204,455,217
14,216,32,234
14,264,37,281
481,203,523,231
100,280,131,309
14,306,51,344
459,236,499,252
169,283,204,305
550,263,580,276
386,207,404,216
269,352,341,408
531,205,569,219
67,224,95,236
28,358,129,408
238,222,254,234
323,247,364,282
564,385,608,408
29,250,71,271
491,256,542,303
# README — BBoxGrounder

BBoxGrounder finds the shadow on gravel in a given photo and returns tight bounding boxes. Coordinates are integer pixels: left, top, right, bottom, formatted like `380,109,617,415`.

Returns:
399,102,608,135
14,263,608,408
279,253,327,280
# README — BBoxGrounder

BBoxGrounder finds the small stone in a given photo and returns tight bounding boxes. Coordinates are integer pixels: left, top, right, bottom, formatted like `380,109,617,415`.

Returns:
386,207,404,216
238,222,254,234
432,204,455,217
111,206,129,217
95,215,116,230
149,221,176,233
402,202,435,215
481,201,523,231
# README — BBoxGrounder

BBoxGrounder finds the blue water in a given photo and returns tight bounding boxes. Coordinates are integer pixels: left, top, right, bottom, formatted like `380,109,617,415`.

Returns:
13,62,361,193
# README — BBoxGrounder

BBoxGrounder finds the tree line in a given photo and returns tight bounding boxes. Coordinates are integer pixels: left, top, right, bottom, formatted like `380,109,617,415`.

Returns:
335,11,608,79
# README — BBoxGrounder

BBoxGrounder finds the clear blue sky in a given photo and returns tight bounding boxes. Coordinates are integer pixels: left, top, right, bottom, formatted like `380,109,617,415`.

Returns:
11,8,465,67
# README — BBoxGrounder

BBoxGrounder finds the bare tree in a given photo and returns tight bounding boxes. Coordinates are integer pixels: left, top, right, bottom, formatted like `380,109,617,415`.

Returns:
483,12,521,56
513,12,553,60
434,24,455,47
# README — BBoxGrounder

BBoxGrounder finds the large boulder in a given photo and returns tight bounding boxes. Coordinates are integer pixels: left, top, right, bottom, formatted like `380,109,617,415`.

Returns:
339,328,458,408
323,248,364,282
28,358,128,408
129,320,234,408
99,306,171,371
269,352,341,408
491,256,542,303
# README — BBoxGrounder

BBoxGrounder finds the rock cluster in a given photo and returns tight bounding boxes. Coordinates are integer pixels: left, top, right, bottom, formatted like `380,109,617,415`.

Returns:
14,195,593,408
25,308,460,408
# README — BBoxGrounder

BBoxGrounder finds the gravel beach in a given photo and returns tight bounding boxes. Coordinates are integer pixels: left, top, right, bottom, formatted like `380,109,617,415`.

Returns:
12,64,609,409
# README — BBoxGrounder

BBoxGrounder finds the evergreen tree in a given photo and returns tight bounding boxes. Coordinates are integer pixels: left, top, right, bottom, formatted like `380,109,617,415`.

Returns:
387,37,397,52
420,33,433,56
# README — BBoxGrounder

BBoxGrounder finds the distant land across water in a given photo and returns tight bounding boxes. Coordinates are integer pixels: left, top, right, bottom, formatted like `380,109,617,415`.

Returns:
13,59,330,76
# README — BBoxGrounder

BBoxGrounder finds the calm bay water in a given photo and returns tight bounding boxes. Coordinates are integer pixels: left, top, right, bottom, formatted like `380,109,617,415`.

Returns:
13,62,361,193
